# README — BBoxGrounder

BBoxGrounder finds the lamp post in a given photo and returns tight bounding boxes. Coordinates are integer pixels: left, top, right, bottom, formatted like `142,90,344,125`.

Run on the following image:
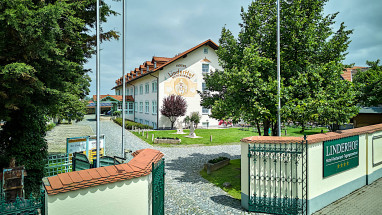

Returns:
277,0,281,136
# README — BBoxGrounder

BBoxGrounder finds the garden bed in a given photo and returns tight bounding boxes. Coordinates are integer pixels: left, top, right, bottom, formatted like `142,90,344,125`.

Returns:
153,137,181,144
204,156,230,174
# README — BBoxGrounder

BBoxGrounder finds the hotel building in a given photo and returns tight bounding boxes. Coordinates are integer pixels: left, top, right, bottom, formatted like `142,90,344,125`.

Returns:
112,40,222,129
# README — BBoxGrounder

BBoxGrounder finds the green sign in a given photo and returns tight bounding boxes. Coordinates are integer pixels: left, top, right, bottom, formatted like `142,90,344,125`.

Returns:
323,135,359,177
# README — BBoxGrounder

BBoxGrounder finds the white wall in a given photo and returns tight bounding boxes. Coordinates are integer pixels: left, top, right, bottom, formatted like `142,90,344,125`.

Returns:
158,45,221,128
47,174,151,215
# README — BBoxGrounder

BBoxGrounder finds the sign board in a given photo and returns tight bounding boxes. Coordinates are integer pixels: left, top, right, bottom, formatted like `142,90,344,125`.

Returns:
66,135,105,162
2,166,25,201
323,135,359,177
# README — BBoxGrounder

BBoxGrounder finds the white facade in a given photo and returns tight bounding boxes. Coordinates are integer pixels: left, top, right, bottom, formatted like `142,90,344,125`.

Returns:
114,40,222,129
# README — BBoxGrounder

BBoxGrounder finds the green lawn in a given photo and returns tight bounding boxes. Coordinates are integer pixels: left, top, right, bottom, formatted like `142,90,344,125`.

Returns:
131,126,327,146
200,159,241,199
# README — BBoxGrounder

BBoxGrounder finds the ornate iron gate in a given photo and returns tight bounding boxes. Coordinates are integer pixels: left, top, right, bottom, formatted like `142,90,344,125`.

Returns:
248,138,308,215
152,158,165,215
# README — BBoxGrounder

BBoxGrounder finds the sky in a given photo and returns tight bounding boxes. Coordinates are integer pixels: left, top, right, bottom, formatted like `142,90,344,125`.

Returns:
85,0,382,96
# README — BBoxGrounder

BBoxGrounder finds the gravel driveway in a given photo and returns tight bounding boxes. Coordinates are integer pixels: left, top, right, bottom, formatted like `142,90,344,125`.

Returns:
47,115,253,214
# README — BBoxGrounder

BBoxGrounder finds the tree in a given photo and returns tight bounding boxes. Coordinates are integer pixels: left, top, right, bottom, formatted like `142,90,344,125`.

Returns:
353,60,382,107
200,0,358,135
160,95,187,129
190,112,201,128
0,0,118,194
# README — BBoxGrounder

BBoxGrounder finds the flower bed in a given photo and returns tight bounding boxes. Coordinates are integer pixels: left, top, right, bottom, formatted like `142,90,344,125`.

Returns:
153,137,181,144
204,157,230,174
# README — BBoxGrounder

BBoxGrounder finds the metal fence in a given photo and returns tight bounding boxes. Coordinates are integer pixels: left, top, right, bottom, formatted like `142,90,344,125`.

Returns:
152,158,165,215
0,189,45,215
45,153,72,177
248,138,308,215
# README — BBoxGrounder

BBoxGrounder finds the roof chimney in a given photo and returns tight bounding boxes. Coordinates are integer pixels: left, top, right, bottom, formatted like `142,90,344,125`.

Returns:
147,65,150,72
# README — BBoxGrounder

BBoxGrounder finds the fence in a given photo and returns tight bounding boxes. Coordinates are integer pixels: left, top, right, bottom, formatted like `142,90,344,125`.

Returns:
45,153,72,177
0,189,45,215
241,123,382,215
247,140,307,215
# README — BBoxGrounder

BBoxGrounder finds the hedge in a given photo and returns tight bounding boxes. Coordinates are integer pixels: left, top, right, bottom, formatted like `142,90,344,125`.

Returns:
113,118,153,130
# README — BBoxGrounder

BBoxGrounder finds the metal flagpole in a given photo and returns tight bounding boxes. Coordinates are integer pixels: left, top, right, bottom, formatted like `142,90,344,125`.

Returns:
122,0,126,157
96,0,101,167
277,0,281,136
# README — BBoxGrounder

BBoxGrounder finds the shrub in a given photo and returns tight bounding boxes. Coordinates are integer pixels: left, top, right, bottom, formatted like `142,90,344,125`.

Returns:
113,118,152,130
46,122,56,131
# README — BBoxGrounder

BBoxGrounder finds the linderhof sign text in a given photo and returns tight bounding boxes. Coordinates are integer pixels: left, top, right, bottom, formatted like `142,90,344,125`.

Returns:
323,135,359,177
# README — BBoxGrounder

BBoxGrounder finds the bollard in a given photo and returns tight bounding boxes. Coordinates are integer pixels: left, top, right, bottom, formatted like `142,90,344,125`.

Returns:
152,134,154,142
142,130,144,136
146,131,148,139
210,135,212,142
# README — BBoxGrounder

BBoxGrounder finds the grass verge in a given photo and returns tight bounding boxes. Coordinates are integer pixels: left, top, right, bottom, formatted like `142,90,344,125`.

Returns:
200,159,241,199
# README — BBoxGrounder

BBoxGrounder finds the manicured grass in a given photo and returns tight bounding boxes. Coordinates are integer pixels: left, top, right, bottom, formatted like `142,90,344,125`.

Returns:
132,127,259,146
131,126,328,146
200,159,241,199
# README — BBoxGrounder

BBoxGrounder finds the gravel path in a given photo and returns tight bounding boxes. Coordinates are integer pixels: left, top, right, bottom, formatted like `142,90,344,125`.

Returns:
56,115,254,214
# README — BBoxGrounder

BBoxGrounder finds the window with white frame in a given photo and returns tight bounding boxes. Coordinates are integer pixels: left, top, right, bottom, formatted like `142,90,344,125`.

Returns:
202,107,209,114
139,85,143,95
126,88,129,95
135,118,138,122
118,103,122,110
145,83,149,94
145,101,149,113
139,119,143,124
128,102,134,114
139,102,143,113
202,82,207,92
152,122,157,129
152,100,157,114
131,87,134,95
135,86,138,94
202,64,209,74
152,81,157,93
145,120,149,125
204,47,208,54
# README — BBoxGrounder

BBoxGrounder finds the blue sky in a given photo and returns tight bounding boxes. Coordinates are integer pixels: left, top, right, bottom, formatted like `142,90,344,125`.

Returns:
86,0,382,96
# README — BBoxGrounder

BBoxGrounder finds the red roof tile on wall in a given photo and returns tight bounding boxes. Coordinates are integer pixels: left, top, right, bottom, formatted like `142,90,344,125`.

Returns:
241,123,382,144
43,148,164,196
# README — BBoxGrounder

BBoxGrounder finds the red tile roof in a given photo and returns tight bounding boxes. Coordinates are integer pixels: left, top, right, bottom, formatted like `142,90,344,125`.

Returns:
112,39,219,89
92,95,134,102
341,66,368,82
44,148,164,196
241,123,382,144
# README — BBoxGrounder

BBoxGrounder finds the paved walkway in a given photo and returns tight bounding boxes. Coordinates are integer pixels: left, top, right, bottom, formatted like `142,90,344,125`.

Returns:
46,115,382,214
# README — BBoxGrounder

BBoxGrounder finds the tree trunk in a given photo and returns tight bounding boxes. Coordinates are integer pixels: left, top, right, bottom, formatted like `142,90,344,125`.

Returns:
272,121,278,136
263,120,270,136
256,121,262,136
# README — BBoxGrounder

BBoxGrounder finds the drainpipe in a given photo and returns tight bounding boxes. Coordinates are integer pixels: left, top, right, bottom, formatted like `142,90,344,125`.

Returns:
149,73,159,130
127,83,136,122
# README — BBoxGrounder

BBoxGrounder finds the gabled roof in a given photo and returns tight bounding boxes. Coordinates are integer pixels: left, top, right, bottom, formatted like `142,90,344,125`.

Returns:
43,148,163,196
112,39,219,89
92,95,134,102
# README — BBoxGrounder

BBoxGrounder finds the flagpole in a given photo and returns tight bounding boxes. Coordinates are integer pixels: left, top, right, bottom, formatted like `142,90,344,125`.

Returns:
122,0,126,157
277,0,281,136
96,0,101,167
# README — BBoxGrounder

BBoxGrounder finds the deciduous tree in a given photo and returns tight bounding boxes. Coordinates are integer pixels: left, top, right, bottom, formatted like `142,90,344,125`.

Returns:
200,0,358,135
353,60,382,107
160,95,187,129
0,0,118,194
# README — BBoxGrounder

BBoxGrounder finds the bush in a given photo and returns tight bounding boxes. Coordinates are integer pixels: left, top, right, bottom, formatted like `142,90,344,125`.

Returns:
113,118,152,130
208,156,229,164
46,122,56,131
112,111,121,117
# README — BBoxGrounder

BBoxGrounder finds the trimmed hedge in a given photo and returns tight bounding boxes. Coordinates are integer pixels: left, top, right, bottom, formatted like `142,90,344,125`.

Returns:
113,118,153,130
208,156,229,164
